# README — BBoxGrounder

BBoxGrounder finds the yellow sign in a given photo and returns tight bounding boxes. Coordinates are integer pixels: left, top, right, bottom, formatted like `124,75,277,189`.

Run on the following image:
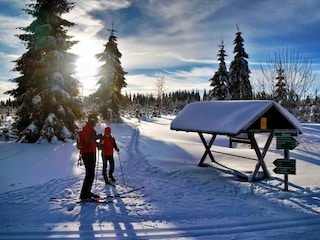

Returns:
260,117,267,129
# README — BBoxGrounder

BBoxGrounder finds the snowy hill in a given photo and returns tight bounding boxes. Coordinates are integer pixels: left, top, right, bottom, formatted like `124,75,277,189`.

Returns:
0,116,320,239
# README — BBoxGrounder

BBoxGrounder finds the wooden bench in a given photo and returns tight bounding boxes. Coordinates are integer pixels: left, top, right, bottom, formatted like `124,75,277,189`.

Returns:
229,133,252,148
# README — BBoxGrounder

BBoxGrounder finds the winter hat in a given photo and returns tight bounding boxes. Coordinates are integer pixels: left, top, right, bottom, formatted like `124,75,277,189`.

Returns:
105,127,111,135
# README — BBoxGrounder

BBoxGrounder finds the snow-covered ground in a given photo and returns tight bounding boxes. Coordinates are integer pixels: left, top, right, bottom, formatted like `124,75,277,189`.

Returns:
0,115,320,239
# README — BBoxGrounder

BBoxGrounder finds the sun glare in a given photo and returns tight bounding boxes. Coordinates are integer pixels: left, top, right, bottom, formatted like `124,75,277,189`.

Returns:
72,40,102,97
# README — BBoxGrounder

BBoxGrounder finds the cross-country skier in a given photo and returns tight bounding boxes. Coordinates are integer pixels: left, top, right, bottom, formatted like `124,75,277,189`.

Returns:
99,127,119,184
79,114,102,200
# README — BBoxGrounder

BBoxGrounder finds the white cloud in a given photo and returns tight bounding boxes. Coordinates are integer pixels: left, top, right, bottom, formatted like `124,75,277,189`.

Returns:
0,15,32,49
124,66,214,97
145,0,224,34
4,0,29,7
0,80,16,101
118,31,221,71
1,0,320,100
124,74,157,94
74,0,131,12
65,0,131,34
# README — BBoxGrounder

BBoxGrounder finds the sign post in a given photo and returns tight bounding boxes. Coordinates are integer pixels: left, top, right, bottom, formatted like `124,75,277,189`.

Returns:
273,129,298,191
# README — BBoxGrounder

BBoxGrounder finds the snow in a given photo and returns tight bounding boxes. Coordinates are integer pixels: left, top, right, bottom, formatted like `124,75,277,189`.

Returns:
26,122,36,132
32,95,41,105
52,71,64,82
1,115,320,239
171,100,303,135
44,113,56,125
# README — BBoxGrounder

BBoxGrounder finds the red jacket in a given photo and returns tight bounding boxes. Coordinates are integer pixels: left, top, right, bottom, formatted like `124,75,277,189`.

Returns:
101,135,118,156
80,124,97,153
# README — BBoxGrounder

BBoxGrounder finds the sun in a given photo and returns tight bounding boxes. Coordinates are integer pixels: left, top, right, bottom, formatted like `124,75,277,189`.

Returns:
71,39,102,97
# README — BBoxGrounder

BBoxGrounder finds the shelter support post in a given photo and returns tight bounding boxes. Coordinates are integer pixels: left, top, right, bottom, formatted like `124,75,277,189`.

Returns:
248,131,274,182
198,133,216,167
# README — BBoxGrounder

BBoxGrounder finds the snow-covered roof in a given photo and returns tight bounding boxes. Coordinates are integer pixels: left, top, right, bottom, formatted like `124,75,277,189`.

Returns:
170,100,303,135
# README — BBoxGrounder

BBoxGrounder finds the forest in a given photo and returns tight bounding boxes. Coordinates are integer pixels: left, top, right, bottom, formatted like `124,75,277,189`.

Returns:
1,0,319,143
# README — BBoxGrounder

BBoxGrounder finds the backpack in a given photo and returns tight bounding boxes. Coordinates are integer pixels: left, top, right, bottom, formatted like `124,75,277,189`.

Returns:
76,128,95,150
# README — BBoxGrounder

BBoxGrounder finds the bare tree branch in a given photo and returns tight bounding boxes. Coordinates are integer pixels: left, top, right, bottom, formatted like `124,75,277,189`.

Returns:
260,48,315,100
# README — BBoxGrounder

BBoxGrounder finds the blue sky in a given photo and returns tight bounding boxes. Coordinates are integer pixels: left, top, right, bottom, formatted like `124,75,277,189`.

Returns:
1,0,320,101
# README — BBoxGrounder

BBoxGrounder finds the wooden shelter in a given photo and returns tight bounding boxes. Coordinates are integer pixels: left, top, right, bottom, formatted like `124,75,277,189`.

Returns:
170,100,303,181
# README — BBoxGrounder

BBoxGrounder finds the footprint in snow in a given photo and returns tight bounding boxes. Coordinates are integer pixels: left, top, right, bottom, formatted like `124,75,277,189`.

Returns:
66,203,76,211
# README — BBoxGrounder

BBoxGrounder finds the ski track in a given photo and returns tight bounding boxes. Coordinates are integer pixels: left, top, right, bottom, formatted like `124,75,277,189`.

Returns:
1,216,320,239
0,142,23,161
1,119,320,239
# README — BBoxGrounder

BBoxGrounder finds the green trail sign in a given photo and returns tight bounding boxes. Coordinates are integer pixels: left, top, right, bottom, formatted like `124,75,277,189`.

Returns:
275,129,299,150
273,158,296,175
276,137,299,150
274,129,298,137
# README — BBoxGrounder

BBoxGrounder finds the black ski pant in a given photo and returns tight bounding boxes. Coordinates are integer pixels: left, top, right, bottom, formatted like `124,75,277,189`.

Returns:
102,155,115,182
80,152,96,199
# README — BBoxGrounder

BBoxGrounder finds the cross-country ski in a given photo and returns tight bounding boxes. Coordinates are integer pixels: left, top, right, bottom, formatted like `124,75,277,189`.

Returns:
50,197,114,204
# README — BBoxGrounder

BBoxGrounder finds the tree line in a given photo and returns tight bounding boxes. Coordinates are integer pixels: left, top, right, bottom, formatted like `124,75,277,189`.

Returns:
123,88,320,123
4,0,320,143
0,99,14,107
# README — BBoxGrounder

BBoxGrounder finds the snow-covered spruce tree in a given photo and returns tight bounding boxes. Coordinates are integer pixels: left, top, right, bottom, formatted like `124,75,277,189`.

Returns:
274,65,289,107
6,0,81,143
208,40,231,100
94,27,127,122
299,96,312,122
228,25,253,100
310,96,320,122
273,65,302,118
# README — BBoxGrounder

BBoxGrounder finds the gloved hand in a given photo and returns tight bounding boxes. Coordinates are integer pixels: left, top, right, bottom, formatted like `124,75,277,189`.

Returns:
96,134,103,139
97,143,104,150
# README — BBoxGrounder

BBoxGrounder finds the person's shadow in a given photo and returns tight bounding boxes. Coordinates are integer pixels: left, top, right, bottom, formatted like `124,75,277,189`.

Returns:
79,203,95,239
79,185,140,239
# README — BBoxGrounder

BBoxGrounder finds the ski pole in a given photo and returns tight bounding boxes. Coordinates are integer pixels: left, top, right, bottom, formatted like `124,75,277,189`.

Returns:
78,152,82,167
95,148,100,188
118,151,125,184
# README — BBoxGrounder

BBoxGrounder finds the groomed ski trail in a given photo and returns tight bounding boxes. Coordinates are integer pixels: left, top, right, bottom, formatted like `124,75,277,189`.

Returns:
1,215,320,239
1,119,320,239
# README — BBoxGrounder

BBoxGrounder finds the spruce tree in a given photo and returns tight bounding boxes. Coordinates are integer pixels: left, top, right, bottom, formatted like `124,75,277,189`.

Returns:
202,89,207,101
94,26,127,122
310,97,320,122
228,25,252,100
6,0,81,143
274,65,289,106
208,40,230,100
